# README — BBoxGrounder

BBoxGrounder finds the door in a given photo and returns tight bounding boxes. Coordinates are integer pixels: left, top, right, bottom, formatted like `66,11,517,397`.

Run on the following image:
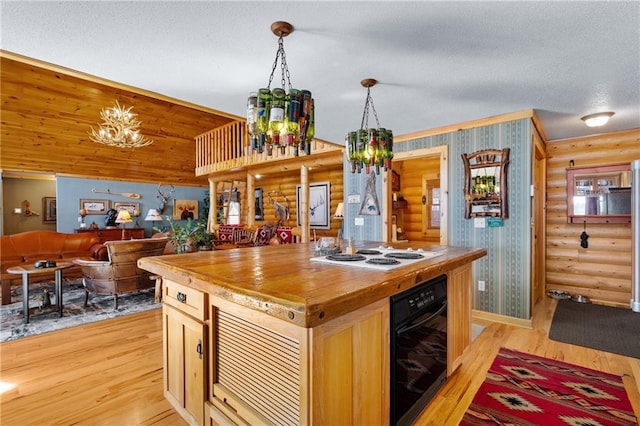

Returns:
422,178,441,243
531,134,546,310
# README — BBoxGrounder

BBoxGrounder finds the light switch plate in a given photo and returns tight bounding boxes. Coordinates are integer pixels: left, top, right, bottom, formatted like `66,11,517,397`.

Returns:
474,218,485,228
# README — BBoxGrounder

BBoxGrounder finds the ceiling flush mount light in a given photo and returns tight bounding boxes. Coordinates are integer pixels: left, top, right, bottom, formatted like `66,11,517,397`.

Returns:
581,111,615,127
247,21,314,157
89,100,153,148
346,79,393,174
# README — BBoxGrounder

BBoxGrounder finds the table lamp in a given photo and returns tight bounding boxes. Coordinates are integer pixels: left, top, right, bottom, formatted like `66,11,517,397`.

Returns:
145,208,163,230
115,210,133,239
334,202,344,240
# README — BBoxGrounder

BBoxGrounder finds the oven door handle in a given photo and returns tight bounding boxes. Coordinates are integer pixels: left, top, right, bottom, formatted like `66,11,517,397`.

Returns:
396,300,447,336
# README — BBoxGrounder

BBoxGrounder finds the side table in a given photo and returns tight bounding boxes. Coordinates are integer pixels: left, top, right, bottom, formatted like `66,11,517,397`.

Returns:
6,262,74,324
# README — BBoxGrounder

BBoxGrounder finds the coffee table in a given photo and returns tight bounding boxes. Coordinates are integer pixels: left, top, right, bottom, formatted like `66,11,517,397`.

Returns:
6,262,74,324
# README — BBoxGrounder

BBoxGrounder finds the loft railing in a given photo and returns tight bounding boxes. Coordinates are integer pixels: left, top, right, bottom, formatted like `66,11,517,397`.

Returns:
195,121,344,176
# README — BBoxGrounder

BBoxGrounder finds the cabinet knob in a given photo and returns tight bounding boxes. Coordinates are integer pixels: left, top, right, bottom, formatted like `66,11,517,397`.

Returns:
177,292,187,303
196,339,203,359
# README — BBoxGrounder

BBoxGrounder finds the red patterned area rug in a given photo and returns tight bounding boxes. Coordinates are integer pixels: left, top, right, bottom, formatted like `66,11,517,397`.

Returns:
460,347,637,425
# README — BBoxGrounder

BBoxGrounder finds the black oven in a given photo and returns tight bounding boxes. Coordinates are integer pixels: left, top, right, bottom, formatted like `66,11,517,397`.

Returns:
390,274,447,426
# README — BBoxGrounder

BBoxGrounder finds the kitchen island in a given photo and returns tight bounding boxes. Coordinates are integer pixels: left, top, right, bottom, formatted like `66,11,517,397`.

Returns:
139,241,486,425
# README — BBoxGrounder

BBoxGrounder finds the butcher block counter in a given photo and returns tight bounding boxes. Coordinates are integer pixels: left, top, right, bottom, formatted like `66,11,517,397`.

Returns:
138,242,486,426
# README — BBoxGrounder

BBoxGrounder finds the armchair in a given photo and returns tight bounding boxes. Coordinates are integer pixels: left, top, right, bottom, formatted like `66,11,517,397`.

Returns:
73,237,169,309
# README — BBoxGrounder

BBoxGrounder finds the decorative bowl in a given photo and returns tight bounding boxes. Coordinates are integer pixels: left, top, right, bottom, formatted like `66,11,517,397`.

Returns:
547,289,570,300
571,294,591,303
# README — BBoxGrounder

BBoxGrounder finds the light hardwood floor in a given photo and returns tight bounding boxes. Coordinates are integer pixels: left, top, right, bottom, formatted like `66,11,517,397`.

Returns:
1,297,638,425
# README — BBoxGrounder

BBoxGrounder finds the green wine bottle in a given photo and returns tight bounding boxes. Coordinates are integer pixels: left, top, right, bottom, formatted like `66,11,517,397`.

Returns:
304,99,314,156
256,88,271,154
269,88,286,155
285,89,301,156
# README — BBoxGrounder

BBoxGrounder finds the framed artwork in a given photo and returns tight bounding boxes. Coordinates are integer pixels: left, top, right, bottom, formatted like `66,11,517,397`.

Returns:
174,199,199,220
80,198,110,215
43,197,57,224
255,188,264,221
391,170,401,192
297,181,330,230
113,202,140,216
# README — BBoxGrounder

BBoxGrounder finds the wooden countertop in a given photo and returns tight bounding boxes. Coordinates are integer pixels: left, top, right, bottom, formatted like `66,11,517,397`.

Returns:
138,242,486,328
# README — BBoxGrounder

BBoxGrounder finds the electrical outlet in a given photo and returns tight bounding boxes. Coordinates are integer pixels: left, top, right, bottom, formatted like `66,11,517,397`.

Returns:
478,280,485,291
354,217,364,226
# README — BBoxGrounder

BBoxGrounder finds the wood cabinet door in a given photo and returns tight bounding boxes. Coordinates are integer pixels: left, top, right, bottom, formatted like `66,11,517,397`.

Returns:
163,304,206,425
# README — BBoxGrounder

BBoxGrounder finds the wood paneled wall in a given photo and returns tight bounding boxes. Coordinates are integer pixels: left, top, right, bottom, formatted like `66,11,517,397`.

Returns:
546,129,639,306
393,157,440,242
1,51,238,186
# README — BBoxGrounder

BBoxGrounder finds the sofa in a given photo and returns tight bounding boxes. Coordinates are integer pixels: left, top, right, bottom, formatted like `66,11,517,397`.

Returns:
0,230,107,305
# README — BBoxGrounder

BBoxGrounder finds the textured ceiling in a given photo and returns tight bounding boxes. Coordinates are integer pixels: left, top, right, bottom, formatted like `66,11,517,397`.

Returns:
1,1,638,144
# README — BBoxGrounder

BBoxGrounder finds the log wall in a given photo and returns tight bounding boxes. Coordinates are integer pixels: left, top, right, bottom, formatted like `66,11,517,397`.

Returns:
393,157,440,242
213,166,344,239
545,129,639,306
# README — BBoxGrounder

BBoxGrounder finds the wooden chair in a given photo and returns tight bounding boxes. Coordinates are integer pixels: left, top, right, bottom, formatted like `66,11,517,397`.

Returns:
232,228,257,247
73,237,169,309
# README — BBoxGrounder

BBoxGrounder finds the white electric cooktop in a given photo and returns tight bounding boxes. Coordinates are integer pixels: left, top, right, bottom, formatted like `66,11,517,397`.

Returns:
310,246,444,271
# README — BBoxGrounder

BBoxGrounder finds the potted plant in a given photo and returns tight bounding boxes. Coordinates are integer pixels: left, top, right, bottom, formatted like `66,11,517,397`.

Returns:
155,217,206,254
191,224,216,251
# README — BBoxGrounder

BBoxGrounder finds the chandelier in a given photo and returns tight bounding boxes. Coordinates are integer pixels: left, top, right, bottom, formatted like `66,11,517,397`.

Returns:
346,79,393,174
247,21,314,157
88,100,153,148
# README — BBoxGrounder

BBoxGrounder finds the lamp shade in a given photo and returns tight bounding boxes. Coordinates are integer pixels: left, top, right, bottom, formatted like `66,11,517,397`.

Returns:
115,210,132,224
334,202,344,218
144,209,163,222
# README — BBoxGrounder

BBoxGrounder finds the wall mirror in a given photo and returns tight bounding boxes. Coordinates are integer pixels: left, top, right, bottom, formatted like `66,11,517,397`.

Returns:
566,163,631,224
461,148,510,219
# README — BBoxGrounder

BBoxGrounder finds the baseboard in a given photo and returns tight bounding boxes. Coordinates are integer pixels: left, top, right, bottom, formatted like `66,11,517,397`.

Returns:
472,309,532,329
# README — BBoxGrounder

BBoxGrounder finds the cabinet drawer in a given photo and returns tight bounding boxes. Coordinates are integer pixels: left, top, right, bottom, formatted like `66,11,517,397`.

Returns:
164,279,206,321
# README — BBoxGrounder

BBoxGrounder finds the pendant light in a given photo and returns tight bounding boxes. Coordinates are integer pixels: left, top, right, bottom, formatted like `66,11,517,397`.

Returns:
247,21,314,157
346,79,393,174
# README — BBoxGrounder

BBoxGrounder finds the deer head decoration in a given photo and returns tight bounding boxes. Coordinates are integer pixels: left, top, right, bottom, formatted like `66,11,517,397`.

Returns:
309,196,325,217
157,184,175,214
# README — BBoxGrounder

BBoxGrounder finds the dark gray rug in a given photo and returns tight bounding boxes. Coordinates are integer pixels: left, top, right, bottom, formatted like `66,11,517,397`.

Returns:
549,299,640,359
0,279,159,342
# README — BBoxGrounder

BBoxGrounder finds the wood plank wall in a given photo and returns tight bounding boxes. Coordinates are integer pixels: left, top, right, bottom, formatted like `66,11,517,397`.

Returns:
393,157,440,243
545,129,639,306
1,52,236,186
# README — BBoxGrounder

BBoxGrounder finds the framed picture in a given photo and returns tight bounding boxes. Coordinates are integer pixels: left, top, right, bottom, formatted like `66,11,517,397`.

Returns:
173,200,199,220
255,188,264,221
297,181,330,230
43,197,57,224
113,202,140,216
80,198,110,215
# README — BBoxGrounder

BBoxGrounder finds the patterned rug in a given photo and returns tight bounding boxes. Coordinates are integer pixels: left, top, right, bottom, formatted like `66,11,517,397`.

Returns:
0,279,160,342
460,347,637,425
